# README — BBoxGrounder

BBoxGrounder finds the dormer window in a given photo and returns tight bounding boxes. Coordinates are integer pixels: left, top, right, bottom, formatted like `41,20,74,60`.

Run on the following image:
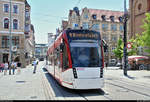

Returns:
110,16,115,22
119,16,123,22
84,14,88,19
101,15,106,21
92,14,97,19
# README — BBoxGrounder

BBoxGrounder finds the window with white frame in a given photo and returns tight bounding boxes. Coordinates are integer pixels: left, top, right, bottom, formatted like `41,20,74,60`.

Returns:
112,47,116,51
82,22,89,29
4,4,9,13
2,36,9,48
13,5,18,14
112,35,117,41
72,23,78,29
120,25,123,31
12,36,19,47
4,18,9,29
84,14,88,19
92,24,100,30
111,24,117,31
102,24,108,30
13,19,18,30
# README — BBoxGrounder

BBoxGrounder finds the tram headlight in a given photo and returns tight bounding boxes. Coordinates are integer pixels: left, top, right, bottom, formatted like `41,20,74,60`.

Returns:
73,68,78,79
100,67,103,78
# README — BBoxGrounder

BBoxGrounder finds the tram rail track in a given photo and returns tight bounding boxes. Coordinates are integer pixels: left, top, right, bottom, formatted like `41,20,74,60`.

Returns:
105,76,150,98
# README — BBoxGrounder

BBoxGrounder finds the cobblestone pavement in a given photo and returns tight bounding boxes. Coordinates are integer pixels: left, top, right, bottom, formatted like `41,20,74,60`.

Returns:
104,68,150,85
0,63,47,100
0,63,150,100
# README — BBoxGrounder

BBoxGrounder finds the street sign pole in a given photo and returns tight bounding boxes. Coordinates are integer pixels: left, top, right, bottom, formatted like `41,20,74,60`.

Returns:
123,0,128,76
9,0,12,75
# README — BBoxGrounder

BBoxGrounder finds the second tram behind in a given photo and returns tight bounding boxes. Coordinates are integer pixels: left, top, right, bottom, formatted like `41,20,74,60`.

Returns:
46,29,104,89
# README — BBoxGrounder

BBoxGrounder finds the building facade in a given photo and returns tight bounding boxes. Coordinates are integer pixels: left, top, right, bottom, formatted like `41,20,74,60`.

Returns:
24,0,35,65
67,7,124,62
0,0,26,67
129,0,150,55
35,44,48,59
129,0,150,39
0,0,35,68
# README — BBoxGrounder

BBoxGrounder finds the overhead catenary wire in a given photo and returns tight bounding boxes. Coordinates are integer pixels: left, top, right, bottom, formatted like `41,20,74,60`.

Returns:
76,0,82,7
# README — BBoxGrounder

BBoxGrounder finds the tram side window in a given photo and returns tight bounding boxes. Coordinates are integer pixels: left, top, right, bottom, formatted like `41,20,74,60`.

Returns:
63,45,69,70
54,47,61,68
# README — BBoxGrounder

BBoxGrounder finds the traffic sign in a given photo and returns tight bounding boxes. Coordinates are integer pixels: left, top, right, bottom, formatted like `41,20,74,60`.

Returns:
127,42,132,49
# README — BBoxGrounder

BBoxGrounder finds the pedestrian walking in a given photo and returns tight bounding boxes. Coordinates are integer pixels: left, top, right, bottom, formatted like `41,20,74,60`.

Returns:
11,61,16,75
17,62,21,74
0,63,2,72
0,63,4,72
105,61,108,69
4,62,8,75
33,61,37,74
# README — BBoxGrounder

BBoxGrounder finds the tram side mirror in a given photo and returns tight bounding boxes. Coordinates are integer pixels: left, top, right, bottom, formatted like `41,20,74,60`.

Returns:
60,43,64,52
104,45,108,52
102,39,108,52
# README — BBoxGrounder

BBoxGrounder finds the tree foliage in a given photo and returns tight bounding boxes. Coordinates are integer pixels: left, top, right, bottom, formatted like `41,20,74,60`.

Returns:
128,33,144,55
141,13,150,54
113,38,124,60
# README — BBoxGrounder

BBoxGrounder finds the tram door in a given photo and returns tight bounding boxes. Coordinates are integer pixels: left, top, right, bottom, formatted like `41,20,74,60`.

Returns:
3,54,8,63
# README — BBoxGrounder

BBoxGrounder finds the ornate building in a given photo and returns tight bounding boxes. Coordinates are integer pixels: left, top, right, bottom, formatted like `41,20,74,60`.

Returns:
0,0,35,67
0,0,25,67
129,0,150,39
24,0,35,65
67,7,124,62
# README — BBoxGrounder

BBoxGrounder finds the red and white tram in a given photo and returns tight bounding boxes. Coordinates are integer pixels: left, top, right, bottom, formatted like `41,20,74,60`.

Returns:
46,29,104,89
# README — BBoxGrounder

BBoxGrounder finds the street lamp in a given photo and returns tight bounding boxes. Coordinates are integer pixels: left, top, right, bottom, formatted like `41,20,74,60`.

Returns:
123,0,129,76
9,0,12,75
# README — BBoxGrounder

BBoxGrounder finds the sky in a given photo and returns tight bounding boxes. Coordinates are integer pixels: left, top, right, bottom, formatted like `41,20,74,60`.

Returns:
27,0,129,44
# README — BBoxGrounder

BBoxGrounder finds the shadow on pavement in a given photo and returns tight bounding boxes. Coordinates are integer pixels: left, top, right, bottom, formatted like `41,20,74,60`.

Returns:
124,75,136,80
42,68,105,98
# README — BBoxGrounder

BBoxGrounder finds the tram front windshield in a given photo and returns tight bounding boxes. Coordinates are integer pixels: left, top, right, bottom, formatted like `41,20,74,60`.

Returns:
70,43,103,67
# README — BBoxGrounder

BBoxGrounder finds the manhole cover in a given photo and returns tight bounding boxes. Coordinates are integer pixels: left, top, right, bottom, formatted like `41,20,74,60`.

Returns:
143,76,150,79
16,81,26,83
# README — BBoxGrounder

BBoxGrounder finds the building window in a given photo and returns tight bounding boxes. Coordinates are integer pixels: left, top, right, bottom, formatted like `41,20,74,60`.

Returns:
92,24,100,30
13,5,18,14
25,24,30,32
4,4,9,12
119,17,123,22
110,16,115,22
12,36,19,47
112,47,116,52
101,15,106,21
2,36,9,48
72,23,78,29
112,35,117,41
92,14,97,19
103,36,108,41
111,24,117,31
4,18,9,29
13,19,18,29
84,14,88,19
82,22,89,29
102,24,108,30
120,34,123,38
120,25,123,31
147,0,150,11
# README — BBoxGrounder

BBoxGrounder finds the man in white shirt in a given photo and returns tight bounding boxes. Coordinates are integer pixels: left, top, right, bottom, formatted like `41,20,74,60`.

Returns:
33,61,37,74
